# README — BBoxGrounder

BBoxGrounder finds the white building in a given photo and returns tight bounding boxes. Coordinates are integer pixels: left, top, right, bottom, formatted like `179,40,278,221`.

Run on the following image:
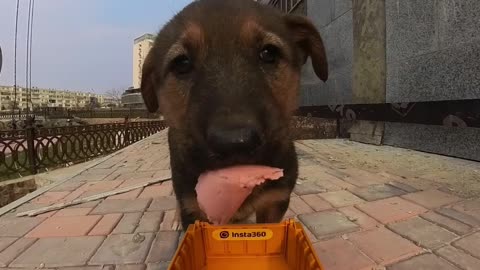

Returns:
0,85,111,111
132,34,155,89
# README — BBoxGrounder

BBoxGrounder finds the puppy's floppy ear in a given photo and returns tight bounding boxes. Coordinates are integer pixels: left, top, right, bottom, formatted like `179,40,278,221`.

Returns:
284,15,328,82
140,50,159,113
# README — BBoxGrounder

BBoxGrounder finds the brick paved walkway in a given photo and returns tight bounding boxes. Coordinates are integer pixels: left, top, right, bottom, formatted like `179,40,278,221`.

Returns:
0,129,479,270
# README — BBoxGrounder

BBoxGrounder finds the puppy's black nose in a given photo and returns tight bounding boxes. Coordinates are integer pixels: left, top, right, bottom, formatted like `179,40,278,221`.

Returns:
207,126,262,156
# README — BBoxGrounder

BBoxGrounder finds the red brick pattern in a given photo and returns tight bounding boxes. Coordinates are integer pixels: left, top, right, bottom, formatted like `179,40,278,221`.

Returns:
356,197,428,224
348,228,423,265
25,216,102,238
88,214,123,236
402,189,462,209
0,131,478,270
314,238,375,270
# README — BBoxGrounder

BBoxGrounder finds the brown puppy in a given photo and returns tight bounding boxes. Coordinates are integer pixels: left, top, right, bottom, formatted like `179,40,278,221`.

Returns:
141,0,328,230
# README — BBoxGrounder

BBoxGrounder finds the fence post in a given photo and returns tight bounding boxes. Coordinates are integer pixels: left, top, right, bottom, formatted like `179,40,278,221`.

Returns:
124,117,130,146
25,116,38,175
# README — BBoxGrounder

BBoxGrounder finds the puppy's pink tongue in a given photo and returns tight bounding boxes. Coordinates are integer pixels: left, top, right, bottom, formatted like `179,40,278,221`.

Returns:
195,165,283,225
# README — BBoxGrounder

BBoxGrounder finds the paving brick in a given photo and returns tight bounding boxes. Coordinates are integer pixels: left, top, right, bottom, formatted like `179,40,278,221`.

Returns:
289,197,314,214
60,188,87,203
160,210,179,231
338,206,380,230
299,167,347,191
451,198,480,221
10,236,105,267
0,238,36,267
0,238,17,253
293,182,326,195
146,262,169,270
50,181,86,192
58,267,103,270
83,181,124,192
115,265,146,270
387,181,418,193
421,212,472,235
32,192,70,204
106,189,142,200
351,184,406,201
38,210,58,218
435,245,480,270
435,208,480,227
26,216,101,238
300,194,332,211
388,217,458,249
348,228,423,265
111,213,143,234
298,220,317,242
453,232,480,258
309,170,357,191
319,190,364,207
136,212,164,233
89,214,123,236
89,233,155,265
283,209,296,220
139,184,173,198
321,177,357,191
298,210,358,239
11,203,50,214
152,170,171,180
0,218,45,237
339,168,388,187
83,168,118,177
356,197,428,224
313,238,375,270
71,201,101,209
402,190,462,209
115,172,155,182
146,231,180,263
387,254,459,270
91,199,151,215
148,197,177,212
54,208,92,217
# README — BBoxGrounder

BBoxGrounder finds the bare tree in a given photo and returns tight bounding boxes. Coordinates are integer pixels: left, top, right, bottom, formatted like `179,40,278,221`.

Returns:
105,88,122,107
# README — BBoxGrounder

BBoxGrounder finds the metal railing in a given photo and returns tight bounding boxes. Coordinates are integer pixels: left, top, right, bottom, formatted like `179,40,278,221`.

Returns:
0,120,167,181
268,0,304,13
0,107,160,120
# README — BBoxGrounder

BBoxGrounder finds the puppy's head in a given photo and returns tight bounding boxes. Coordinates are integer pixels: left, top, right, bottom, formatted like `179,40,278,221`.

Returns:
141,0,327,170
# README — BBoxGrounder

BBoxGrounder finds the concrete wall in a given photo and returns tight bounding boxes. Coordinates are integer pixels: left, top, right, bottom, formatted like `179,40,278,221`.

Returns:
300,0,353,106
383,0,480,161
386,0,480,102
299,0,480,161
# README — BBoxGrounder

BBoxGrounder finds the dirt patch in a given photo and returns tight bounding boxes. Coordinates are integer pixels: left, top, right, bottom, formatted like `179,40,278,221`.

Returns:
296,139,480,198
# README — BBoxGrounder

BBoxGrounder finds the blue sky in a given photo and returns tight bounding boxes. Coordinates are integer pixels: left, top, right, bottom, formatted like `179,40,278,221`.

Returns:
0,0,192,93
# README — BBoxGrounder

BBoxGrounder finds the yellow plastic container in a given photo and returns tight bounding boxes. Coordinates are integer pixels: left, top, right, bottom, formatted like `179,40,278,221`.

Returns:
168,219,325,270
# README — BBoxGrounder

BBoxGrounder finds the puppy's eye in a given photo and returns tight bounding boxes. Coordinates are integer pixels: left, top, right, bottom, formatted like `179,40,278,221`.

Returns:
170,55,193,75
259,45,281,64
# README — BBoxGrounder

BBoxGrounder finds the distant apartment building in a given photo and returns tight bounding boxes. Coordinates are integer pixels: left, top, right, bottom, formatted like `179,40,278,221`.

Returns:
132,34,155,89
0,85,112,111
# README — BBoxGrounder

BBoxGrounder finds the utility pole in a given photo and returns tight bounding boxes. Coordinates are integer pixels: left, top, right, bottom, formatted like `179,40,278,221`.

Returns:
0,45,3,76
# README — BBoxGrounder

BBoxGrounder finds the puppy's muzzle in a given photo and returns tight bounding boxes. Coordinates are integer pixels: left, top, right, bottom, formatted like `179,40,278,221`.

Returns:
207,124,262,157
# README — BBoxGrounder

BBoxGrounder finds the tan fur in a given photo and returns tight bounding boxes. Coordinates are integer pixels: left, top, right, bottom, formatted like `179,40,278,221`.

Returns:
268,63,301,116
231,187,291,223
158,78,192,129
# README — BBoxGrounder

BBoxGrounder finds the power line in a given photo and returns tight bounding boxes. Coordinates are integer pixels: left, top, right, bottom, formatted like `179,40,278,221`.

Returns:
26,0,32,114
12,0,20,119
29,0,35,111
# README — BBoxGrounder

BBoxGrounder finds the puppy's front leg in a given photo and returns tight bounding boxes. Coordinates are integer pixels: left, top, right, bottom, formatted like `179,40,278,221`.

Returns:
256,197,290,223
178,195,208,230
